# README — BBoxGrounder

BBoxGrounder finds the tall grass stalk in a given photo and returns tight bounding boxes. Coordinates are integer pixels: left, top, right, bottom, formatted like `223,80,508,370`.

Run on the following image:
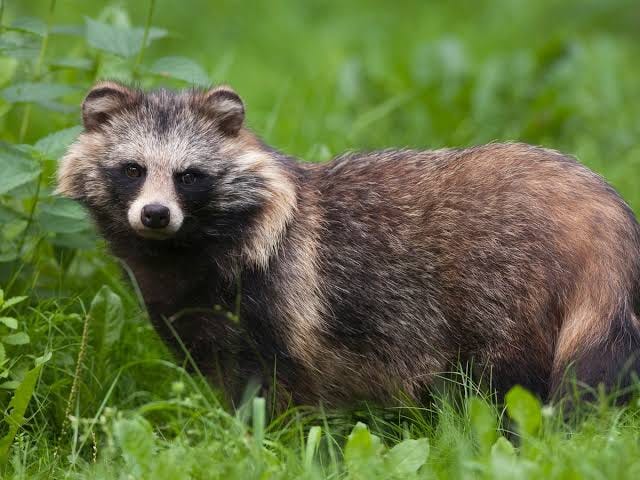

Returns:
54,310,91,463
133,0,156,74
18,0,56,142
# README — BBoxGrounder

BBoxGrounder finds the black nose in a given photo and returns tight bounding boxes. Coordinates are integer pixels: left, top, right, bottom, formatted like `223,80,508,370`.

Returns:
141,204,170,229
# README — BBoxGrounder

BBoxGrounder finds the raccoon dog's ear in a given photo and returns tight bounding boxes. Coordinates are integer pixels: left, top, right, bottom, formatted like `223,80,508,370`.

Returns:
201,86,245,135
82,81,136,131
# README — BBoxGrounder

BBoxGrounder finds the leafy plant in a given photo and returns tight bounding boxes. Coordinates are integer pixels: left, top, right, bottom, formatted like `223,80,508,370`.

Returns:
505,385,543,437
0,288,29,390
343,422,429,479
0,360,44,465
0,1,212,295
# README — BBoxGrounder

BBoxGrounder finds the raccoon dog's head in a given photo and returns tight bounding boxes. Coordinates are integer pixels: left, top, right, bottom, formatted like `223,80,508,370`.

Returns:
58,82,296,265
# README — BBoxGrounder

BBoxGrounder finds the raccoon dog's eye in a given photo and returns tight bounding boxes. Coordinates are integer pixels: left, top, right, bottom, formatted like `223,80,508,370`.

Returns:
124,164,143,178
180,173,197,185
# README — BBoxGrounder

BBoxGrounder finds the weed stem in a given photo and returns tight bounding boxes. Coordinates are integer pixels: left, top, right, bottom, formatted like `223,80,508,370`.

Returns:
54,311,91,462
133,0,156,73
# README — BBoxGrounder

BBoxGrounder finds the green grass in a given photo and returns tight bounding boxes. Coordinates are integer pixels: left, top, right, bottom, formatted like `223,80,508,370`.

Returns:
1,0,640,478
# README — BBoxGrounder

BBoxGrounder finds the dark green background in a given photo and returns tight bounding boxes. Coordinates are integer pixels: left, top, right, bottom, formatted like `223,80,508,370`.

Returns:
11,0,640,215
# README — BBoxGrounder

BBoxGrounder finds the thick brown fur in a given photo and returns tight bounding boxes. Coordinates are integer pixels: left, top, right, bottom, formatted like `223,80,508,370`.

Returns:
58,82,640,408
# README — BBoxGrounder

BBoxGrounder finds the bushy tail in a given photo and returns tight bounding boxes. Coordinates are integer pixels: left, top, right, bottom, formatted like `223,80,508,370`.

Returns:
551,284,640,403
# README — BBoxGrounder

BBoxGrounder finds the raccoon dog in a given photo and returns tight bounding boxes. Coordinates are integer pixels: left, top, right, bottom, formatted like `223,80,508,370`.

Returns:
58,82,640,408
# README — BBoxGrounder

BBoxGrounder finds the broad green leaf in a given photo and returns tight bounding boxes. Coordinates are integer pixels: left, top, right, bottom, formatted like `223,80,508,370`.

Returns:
33,126,82,160
0,318,18,329
49,57,94,71
0,34,39,59
85,17,142,57
51,24,85,36
51,230,97,250
1,82,76,104
0,380,20,390
37,197,88,234
100,4,133,28
1,296,27,311
505,385,542,436
0,205,23,223
149,56,210,86
0,343,4,365
89,286,124,360
113,416,155,476
147,27,169,42
0,143,41,195
491,436,516,458
345,422,383,472
35,351,52,366
2,220,28,241
0,289,3,305
9,17,46,37
85,17,168,58
384,438,429,476
489,436,519,479
2,332,30,345
34,100,76,114
0,362,43,465
468,396,498,453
